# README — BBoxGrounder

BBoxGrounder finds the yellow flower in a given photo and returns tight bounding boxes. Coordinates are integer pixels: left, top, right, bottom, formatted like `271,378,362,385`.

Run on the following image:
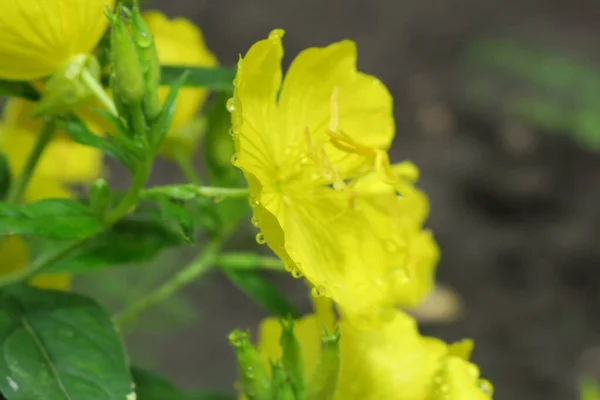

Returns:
232,30,437,327
0,99,103,202
0,99,104,290
255,304,493,400
0,0,113,80
143,11,218,159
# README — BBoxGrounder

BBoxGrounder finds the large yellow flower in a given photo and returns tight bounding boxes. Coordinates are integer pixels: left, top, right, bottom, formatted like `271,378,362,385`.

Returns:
0,99,104,290
231,30,438,327
143,11,218,159
0,0,113,80
256,305,493,400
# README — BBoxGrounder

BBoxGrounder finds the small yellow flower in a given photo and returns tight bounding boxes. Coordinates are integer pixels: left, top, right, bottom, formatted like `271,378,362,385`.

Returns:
232,30,437,327
0,0,113,80
0,99,104,290
255,304,493,400
142,11,218,159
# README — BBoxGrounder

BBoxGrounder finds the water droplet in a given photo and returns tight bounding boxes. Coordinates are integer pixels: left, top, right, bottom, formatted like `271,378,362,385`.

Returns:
284,263,293,272
249,197,259,208
393,268,410,285
228,128,235,137
311,285,326,297
478,379,493,395
250,216,259,227
245,366,255,379
395,191,403,199
291,268,303,278
135,31,153,48
255,233,265,244
333,181,345,191
226,97,236,112
231,153,238,164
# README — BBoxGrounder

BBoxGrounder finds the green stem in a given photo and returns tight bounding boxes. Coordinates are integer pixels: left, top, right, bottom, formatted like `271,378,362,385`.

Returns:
81,69,118,116
7,119,57,204
131,103,147,144
114,238,222,326
105,159,151,225
216,253,285,271
141,185,249,200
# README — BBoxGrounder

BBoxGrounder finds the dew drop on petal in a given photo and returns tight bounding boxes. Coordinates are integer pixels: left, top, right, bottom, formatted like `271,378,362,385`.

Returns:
250,216,259,227
226,97,236,112
311,285,326,297
255,233,265,244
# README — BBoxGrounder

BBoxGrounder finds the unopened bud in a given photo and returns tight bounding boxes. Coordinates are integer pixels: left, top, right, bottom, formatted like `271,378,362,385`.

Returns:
131,2,161,121
280,319,305,398
229,329,270,400
306,327,341,400
109,5,144,106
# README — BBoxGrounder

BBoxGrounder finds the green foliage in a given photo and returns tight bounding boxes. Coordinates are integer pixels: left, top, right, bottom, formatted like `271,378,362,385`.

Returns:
580,378,600,400
0,285,133,400
47,205,190,274
459,37,600,150
161,66,236,92
222,268,300,318
0,199,102,239
132,367,234,400
0,80,39,101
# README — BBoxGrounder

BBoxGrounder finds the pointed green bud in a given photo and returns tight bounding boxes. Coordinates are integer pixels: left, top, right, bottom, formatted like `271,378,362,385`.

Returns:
109,5,145,106
280,318,304,399
89,178,111,220
229,329,270,400
33,55,100,117
130,1,162,121
269,362,297,400
306,327,341,400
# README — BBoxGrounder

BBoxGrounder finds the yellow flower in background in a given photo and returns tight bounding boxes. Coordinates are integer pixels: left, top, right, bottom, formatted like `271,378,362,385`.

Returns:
0,0,114,80
255,304,493,400
143,11,218,159
232,30,437,327
1,99,103,202
0,99,104,290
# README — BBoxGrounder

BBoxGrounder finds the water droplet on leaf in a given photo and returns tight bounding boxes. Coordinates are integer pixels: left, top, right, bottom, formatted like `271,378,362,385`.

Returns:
226,97,236,112
255,233,265,244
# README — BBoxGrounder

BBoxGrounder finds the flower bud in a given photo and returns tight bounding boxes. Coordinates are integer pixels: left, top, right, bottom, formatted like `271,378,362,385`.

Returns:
269,362,297,400
109,5,144,106
306,327,341,400
32,55,100,117
130,2,161,121
280,319,304,398
229,329,270,400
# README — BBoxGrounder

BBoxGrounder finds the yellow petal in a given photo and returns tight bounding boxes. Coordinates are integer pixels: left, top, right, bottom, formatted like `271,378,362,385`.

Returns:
430,356,493,400
0,0,113,80
335,311,447,400
278,40,394,175
232,29,284,185
143,11,218,132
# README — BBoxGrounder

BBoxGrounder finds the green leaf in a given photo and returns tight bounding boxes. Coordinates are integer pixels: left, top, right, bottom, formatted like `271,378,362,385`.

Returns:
0,80,39,101
48,205,189,274
0,199,101,239
0,153,12,201
222,269,300,318
0,285,134,400
204,93,249,231
58,116,141,171
132,367,233,400
149,71,189,150
160,66,235,92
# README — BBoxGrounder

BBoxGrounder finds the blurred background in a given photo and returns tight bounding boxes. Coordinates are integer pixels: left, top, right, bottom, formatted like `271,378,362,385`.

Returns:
78,0,600,399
